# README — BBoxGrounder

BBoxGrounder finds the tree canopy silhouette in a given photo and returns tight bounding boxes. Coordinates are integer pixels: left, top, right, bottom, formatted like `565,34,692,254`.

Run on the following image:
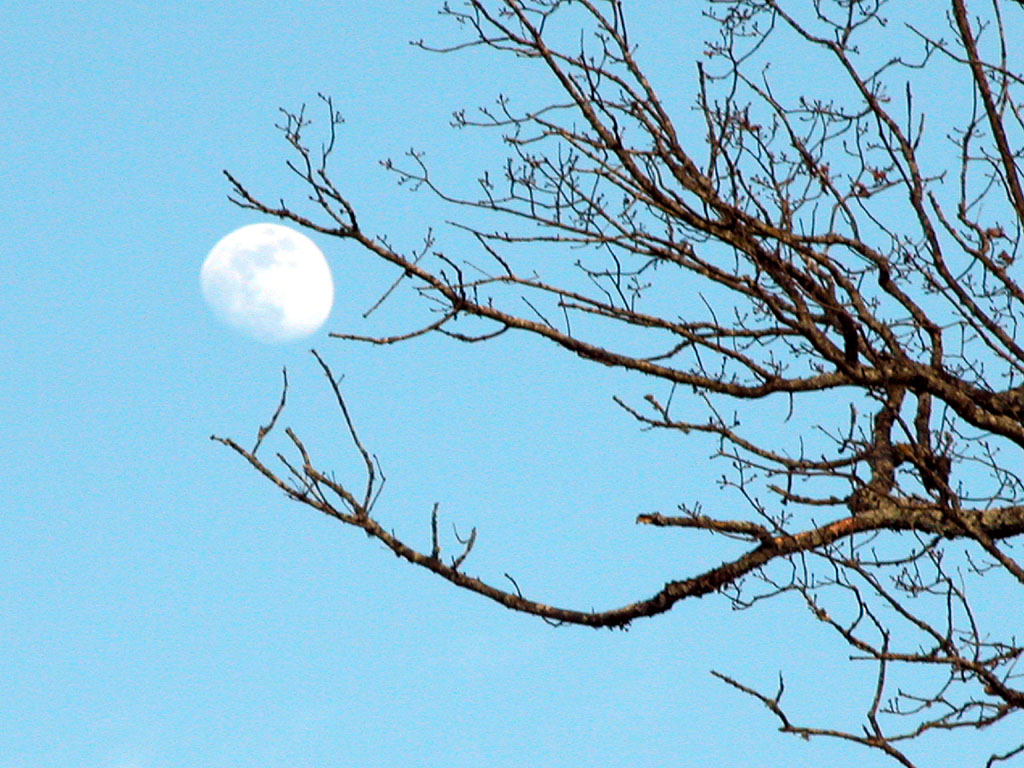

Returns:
214,2,1024,764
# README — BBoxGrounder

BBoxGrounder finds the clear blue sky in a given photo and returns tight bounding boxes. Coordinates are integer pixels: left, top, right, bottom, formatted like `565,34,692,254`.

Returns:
2,3,1018,767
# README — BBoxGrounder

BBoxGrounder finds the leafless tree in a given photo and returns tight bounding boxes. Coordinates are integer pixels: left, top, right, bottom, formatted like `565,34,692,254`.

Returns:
213,1,1024,764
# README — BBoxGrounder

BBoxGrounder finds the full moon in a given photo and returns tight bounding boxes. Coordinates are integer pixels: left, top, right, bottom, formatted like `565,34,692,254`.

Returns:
200,223,334,343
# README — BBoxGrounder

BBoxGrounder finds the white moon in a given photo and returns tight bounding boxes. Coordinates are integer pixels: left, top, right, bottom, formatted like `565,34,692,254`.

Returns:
200,223,334,343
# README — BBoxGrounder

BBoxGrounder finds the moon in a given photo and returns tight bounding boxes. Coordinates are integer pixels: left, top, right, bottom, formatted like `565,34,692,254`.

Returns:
200,223,334,343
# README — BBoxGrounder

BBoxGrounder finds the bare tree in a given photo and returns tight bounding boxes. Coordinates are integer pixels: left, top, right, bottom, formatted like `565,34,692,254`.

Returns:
213,1,1024,764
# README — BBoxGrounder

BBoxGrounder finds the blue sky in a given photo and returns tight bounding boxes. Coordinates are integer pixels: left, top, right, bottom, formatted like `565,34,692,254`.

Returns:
3,2,1020,767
